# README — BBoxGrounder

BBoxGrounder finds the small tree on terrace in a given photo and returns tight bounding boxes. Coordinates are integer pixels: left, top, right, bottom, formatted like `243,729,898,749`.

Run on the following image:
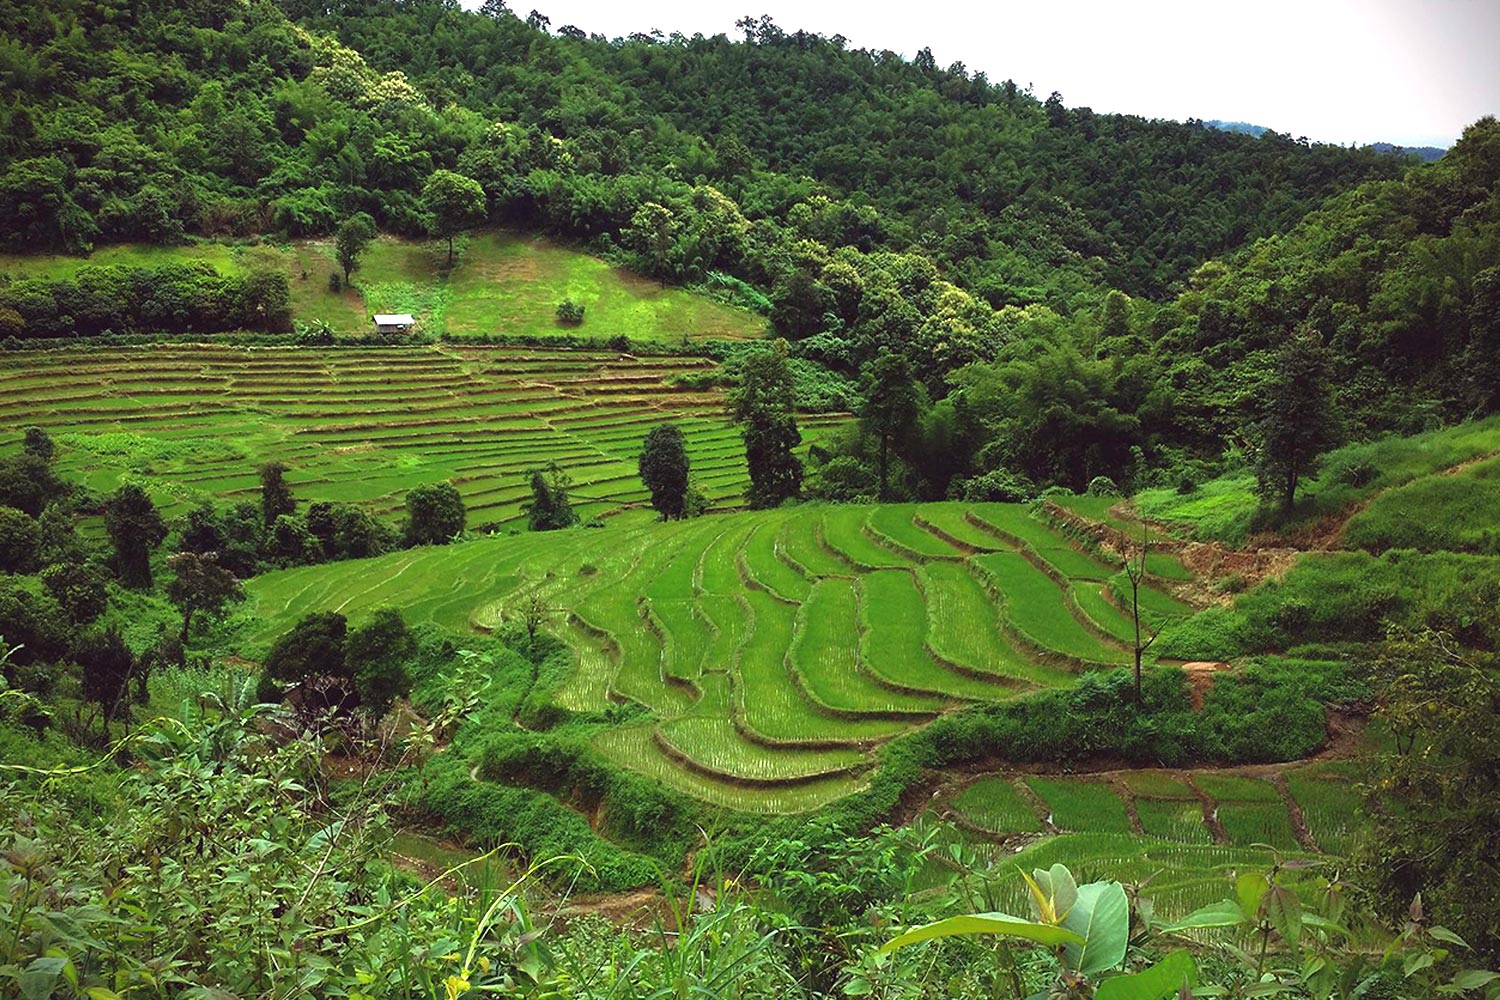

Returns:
260,461,295,527
729,339,803,509
345,608,416,717
165,551,244,644
858,350,921,501
404,482,466,546
1251,331,1340,515
638,423,691,519
103,484,167,588
334,212,376,286
526,463,578,531
256,610,348,710
421,169,487,266
1121,523,1167,706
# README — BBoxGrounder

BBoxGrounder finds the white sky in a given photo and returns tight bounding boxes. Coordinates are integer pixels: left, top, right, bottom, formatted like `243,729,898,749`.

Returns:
464,0,1500,148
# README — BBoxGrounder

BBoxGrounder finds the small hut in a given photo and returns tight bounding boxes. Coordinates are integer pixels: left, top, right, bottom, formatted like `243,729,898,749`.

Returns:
373,313,416,334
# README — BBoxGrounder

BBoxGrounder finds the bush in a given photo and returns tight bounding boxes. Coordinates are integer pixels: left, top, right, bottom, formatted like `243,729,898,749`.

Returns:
1086,475,1121,497
555,298,585,325
328,272,342,293
952,468,1036,502
404,482,466,546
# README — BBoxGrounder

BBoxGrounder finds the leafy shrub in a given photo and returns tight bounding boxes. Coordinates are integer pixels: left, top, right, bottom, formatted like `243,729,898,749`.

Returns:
327,271,342,293
952,468,1036,502
1086,475,1121,497
555,298,585,325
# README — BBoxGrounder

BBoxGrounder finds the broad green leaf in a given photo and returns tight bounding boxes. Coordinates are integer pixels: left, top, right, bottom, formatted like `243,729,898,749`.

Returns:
882,913,1083,953
1032,864,1078,920
1095,949,1197,1000
1265,886,1302,951
1430,927,1471,949
1237,872,1270,922
19,957,66,1000
1061,881,1130,975
1299,913,1352,937
1404,951,1436,977
1447,969,1500,992
1161,899,1247,932
86,989,125,1000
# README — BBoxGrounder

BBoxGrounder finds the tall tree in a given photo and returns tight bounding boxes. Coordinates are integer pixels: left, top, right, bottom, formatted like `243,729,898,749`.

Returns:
638,424,691,519
730,340,803,509
420,169,486,266
74,626,135,727
260,461,295,527
334,213,376,286
858,351,920,500
0,505,39,574
625,201,676,284
165,552,244,644
103,484,166,588
404,482,466,546
1252,332,1341,514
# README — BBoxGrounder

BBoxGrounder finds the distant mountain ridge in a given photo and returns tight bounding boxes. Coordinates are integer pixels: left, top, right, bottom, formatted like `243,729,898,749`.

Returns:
1204,120,1446,161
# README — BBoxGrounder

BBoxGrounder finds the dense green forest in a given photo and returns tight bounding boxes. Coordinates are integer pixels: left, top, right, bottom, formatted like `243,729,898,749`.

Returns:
3,0,1500,997
4,0,1498,498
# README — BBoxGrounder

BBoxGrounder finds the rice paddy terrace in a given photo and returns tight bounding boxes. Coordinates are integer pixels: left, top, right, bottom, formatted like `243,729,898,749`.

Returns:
244,500,1196,813
0,344,845,526
938,760,1366,918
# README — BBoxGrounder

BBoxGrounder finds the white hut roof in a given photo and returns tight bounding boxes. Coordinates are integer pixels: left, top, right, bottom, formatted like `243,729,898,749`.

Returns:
374,313,415,325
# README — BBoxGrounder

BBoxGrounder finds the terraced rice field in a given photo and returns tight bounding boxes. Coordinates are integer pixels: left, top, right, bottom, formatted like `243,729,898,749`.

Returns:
950,763,1358,857
0,344,846,526
245,500,1192,812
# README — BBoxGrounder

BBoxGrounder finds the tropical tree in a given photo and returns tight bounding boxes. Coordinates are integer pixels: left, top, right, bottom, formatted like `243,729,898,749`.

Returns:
259,461,295,527
165,552,244,643
420,169,486,266
0,505,39,574
625,201,677,284
404,482,466,546
526,463,578,531
858,351,921,500
638,423,691,519
730,340,803,509
256,610,348,708
345,608,416,716
103,484,167,588
1252,332,1340,514
74,626,136,727
334,212,376,285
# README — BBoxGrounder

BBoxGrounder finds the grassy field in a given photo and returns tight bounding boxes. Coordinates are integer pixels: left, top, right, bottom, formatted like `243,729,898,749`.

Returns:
0,343,847,526
242,500,1184,811
0,230,768,342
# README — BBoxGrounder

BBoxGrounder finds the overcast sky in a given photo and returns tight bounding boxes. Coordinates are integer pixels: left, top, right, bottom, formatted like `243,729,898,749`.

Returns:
463,0,1500,148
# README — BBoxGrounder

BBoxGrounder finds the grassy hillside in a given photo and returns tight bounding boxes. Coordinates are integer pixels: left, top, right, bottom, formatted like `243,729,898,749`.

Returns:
241,500,1193,813
0,229,769,341
1134,416,1500,545
0,343,841,526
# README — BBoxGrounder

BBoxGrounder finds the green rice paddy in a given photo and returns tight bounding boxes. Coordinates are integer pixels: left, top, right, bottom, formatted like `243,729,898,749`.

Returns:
0,343,847,526
243,499,1183,812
